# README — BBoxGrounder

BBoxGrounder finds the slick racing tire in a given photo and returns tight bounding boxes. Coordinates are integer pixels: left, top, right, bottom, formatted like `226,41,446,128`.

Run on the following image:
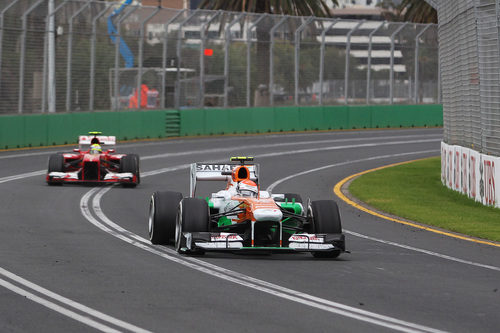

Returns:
310,200,342,259
175,198,209,254
128,154,140,184
120,154,140,187
47,153,64,186
149,191,183,245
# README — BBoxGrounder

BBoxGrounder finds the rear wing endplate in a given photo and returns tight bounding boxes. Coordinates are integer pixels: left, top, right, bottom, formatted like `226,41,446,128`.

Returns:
190,162,259,197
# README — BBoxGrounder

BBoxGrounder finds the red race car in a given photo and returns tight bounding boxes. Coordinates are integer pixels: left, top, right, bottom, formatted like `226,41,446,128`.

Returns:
46,132,140,187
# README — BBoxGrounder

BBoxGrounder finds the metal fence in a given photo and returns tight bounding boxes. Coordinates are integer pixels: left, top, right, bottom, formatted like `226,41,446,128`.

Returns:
0,0,439,115
438,0,500,156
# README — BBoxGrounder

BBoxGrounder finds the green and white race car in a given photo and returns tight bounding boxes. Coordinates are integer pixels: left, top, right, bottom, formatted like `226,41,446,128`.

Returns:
148,157,346,258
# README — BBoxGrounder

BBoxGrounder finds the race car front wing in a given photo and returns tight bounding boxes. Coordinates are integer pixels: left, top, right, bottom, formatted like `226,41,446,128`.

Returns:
47,171,136,183
180,232,345,253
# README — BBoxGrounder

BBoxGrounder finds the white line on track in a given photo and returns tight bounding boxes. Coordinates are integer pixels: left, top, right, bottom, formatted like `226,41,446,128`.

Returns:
80,144,464,333
84,187,445,333
0,170,45,184
0,132,442,160
266,150,436,191
0,135,446,332
0,267,152,333
344,230,500,272
139,135,441,160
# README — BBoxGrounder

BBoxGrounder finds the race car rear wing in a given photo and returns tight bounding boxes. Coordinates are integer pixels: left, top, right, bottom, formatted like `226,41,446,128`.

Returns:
190,162,259,197
78,135,116,146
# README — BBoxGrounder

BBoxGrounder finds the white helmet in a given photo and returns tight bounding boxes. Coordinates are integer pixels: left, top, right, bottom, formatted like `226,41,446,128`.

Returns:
238,180,258,198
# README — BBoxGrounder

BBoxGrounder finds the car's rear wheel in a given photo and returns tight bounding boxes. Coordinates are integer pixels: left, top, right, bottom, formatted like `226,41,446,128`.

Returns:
175,198,209,254
310,200,342,259
120,154,140,187
47,154,64,186
149,191,183,245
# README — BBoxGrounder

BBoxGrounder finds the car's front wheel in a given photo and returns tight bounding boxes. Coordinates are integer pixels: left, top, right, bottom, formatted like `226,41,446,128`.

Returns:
47,153,64,186
310,200,342,259
149,191,183,245
120,154,140,187
175,198,209,254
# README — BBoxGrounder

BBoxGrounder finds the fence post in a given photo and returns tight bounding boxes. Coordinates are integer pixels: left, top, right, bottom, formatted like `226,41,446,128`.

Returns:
344,20,364,105
269,16,288,107
294,17,313,106
319,19,339,106
175,11,197,109
224,13,245,108
437,27,441,105
474,0,491,152
414,24,431,104
43,0,69,113
89,4,111,112
113,5,138,111
137,7,161,110
18,0,45,114
390,22,408,104
199,11,221,108
66,2,91,112
161,9,185,109
0,0,21,102
246,14,267,107
366,21,384,105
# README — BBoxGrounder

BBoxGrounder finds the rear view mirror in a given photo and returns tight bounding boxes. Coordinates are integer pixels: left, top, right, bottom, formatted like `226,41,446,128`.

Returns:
73,148,80,152
107,149,115,153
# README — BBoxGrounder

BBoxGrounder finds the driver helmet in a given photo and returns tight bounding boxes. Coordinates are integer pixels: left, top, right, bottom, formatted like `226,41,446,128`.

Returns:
90,143,102,154
238,179,258,198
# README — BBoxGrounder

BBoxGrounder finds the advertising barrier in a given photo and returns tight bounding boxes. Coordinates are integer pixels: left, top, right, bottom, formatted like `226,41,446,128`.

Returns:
441,142,498,208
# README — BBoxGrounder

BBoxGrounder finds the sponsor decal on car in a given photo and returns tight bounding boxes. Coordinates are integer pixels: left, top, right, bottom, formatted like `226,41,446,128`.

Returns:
289,234,325,243
210,233,243,242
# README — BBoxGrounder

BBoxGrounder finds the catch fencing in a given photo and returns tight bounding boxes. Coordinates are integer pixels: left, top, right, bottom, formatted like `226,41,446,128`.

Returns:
0,0,438,115
438,0,500,156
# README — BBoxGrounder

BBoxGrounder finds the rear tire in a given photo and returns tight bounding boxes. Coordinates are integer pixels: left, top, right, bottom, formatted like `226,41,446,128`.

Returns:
47,154,64,186
175,198,209,254
149,191,183,245
310,200,342,259
120,154,140,187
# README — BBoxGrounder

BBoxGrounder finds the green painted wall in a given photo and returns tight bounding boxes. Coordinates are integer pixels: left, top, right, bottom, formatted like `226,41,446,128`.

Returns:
0,105,442,149
0,110,169,149
179,104,442,136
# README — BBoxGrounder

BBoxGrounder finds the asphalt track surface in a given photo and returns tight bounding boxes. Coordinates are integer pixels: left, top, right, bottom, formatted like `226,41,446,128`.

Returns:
1,128,499,333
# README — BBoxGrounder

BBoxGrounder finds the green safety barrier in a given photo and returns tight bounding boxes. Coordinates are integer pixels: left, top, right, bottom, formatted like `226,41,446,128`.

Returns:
0,110,169,149
179,104,442,136
0,104,442,149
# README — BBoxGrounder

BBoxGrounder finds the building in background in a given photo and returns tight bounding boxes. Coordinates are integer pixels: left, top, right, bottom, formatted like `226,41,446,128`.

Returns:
141,0,202,9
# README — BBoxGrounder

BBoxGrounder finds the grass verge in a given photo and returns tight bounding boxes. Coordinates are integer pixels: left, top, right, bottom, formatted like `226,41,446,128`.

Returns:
348,156,500,242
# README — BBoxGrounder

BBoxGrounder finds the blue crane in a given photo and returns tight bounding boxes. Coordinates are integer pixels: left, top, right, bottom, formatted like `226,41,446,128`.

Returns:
107,0,134,68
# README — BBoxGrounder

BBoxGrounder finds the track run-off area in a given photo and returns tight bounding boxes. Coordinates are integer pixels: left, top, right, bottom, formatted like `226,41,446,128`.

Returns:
1,128,499,333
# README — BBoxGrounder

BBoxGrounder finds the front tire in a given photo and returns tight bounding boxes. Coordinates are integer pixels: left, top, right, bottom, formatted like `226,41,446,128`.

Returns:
120,154,140,187
149,191,183,245
47,154,64,186
310,200,342,259
175,198,209,254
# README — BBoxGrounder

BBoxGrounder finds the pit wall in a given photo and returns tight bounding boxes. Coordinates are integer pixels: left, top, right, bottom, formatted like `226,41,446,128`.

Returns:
441,142,499,208
0,104,442,150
